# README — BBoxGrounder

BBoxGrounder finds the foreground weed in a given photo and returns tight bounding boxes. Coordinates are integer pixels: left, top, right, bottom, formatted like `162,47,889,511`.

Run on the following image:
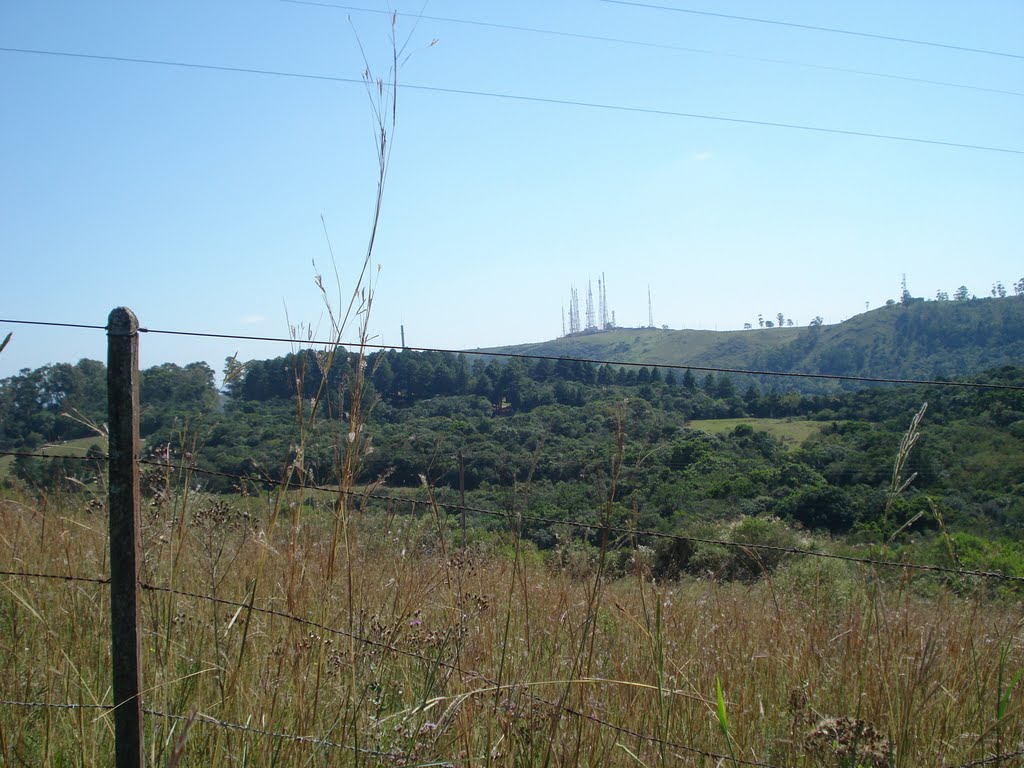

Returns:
715,676,739,768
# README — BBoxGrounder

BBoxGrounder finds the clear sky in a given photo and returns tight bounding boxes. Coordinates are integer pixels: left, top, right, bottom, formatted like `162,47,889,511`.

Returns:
2,0,1022,379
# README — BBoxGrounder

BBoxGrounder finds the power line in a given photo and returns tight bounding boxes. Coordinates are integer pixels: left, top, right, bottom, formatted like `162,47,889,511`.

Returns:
1,46,1021,156
285,1,1024,99
601,0,1024,61
4,316,1024,391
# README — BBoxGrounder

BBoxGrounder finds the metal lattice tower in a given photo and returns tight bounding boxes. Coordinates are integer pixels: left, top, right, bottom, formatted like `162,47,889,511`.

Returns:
568,286,581,335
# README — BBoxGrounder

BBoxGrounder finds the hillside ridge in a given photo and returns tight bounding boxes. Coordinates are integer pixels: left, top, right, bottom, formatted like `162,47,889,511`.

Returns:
482,296,1024,386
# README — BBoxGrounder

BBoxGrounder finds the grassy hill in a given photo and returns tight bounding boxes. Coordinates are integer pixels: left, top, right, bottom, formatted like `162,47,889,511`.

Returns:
483,295,1024,388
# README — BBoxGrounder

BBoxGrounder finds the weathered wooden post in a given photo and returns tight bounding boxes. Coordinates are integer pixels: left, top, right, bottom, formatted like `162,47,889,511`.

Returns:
107,307,144,767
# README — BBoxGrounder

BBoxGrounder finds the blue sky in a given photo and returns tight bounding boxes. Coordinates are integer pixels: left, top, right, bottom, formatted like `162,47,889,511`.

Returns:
2,0,1022,379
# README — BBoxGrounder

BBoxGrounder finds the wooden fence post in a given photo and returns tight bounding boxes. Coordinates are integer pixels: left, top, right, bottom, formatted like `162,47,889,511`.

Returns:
107,307,144,768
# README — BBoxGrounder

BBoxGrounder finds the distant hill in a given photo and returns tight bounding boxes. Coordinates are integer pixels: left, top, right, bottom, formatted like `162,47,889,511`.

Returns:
483,296,1024,389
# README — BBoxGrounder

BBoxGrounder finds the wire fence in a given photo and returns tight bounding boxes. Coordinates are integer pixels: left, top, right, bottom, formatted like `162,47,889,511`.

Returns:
2,312,1024,766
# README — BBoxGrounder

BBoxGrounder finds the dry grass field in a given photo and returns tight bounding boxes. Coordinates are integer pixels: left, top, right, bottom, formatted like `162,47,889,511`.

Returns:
1,484,1022,767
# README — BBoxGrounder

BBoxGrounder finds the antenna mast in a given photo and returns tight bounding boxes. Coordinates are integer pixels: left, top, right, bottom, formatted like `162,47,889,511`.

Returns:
586,280,596,331
599,273,609,329
648,286,654,328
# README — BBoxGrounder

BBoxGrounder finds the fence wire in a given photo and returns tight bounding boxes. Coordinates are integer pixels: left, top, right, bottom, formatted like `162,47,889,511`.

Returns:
0,568,109,586
4,315,1024,390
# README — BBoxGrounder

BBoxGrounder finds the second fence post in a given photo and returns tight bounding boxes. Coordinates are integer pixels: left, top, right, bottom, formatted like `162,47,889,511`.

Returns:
107,307,144,768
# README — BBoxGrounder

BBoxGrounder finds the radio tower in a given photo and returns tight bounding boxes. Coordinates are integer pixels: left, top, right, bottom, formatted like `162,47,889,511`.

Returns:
568,286,581,335
585,280,596,330
599,273,609,329
561,306,566,337
648,286,654,328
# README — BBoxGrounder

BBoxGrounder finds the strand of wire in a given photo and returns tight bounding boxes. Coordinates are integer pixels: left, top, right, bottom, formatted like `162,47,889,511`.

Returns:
0,568,109,586
948,748,1024,768
0,318,106,331
0,700,111,711
0,450,108,462
0,46,1021,156
284,1,1024,99
5,316,1022,392
601,0,1024,60
136,458,1024,583
141,325,1024,391
0,699,406,758
143,708,408,759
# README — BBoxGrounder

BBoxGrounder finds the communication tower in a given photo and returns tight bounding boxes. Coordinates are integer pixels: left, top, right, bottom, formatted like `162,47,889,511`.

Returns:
585,280,596,331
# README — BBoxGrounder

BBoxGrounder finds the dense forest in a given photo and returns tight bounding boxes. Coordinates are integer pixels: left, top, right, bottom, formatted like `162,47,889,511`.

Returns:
4,336,1024,583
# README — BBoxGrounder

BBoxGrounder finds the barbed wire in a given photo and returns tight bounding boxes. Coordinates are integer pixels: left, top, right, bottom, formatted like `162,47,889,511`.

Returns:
138,325,1024,392
0,699,111,711
0,450,107,462
948,747,1024,768
0,568,109,586
144,708,409,759
3,316,1024,391
0,699,409,759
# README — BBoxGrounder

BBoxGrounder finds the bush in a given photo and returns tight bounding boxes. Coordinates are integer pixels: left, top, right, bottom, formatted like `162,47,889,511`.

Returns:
654,516,803,582
774,556,860,617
